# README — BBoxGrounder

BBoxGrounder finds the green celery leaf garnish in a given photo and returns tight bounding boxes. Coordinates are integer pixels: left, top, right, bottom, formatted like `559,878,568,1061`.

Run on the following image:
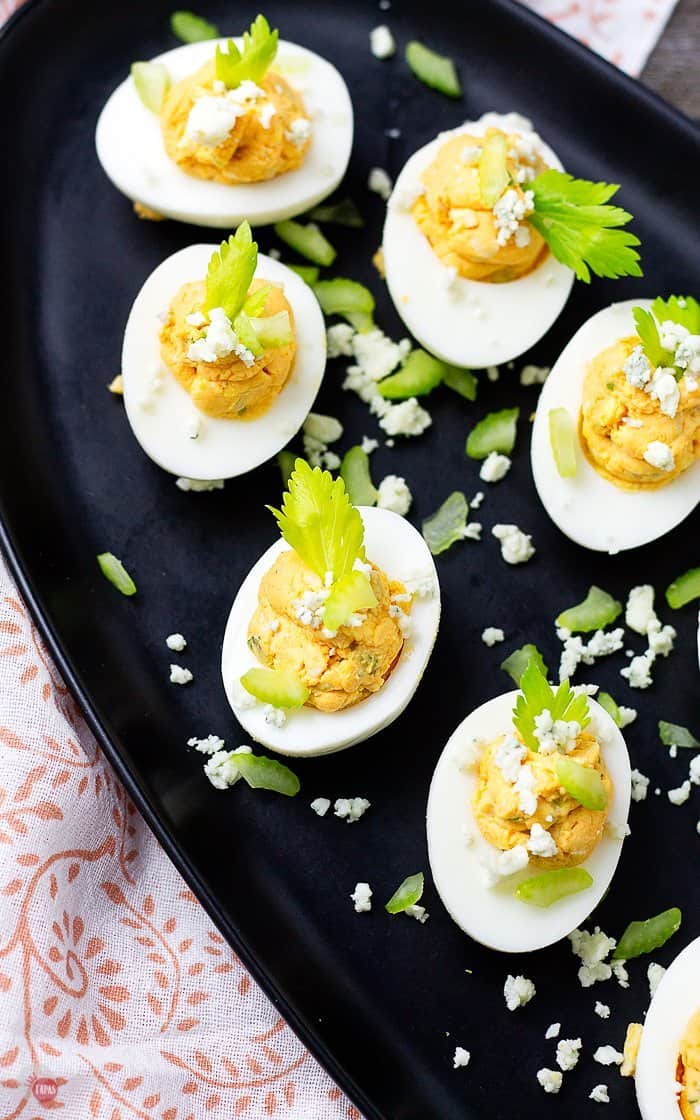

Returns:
215,14,278,88
512,660,589,752
313,277,374,329
340,446,378,507
386,872,424,914
666,566,700,609
500,644,548,686
658,720,700,749
442,366,478,401
632,306,674,369
651,294,700,335
612,908,682,961
323,570,377,632
405,40,461,98
379,349,447,400
170,10,219,42
234,752,300,796
515,868,593,908
308,197,364,228
548,406,577,478
274,220,336,267
478,132,509,208
240,666,309,708
131,61,171,112
466,407,519,459
529,169,642,283
205,221,258,321
97,553,137,596
267,459,365,582
556,756,607,811
422,492,469,556
556,585,622,633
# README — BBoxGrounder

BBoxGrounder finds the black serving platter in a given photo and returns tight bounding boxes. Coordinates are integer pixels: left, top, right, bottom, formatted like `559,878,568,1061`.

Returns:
0,1,699,1117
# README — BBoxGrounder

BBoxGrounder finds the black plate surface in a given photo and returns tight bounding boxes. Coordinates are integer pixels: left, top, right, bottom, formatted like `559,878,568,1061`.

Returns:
1,1,699,1117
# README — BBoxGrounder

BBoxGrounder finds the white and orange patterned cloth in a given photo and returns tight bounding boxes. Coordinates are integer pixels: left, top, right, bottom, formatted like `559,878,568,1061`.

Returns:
0,1,678,1117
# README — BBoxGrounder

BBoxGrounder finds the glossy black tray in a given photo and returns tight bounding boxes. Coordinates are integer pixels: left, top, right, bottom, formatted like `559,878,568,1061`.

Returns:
1,1,698,1117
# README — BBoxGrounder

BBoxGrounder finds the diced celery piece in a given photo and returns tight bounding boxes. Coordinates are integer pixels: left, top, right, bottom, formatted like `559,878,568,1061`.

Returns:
478,132,509,208
170,10,219,42
405,40,461,98
597,692,621,726
548,406,577,478
500,644,548,686
515,868,593,908
240,667,309,708
308,198,364,228
465,408,519,459
274,221,336,266
313,278,375,329
277,451,297,488
386,872,424,914
658,721,700,748
97,553,137,596
131,62,171,112
422,492,469,556
556,585,622,633
443,366,478,402
666,566,700,609
233,312,264,358
233,752,300,797
345,311,375,333
340,447,378,507
287,264,320,285
242,283,272,318
612,907,681,961
556,757,607,811
323,571,377,632
379,349,446,400
248,311,293,348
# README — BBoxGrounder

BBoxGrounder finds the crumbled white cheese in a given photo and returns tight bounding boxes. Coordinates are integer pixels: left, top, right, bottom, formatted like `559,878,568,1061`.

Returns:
492,188,534,246
486,365,499,382
595,1002,611,1019
452,1046,470,1069
556,1038,582,1072
169,665,193,685
326,322,356,358
647,620,676,657
630,769,650,802
643,440,675,472
618,706,638,728
368,167,393,201
492,524,535,565
690,756,700,786
647,962,666,998
175,477,225,492
648,367,680,418
286,117,311,145
536,1069,562,1094
533,709,580,755
593,1046,623,1067
494,737,527,783
462,522,482,541
481,627,505,647
514,765,537,816
479,451,511,483
520,363,550,387
379,397,432,438
545,1023,561,1039
370,24,395,58
528,822,558,858
351,882,372,913
353,329,408,381
623,345,651,388
569,926,617,988
310,797,331,817
334,797,371,823
612,960,629,989
585,629,625,659
482,844,529,886
185,311,206,328
470,490,485,510
590,1084,610,1104
258,101,276,129
620,652,655,690
668,780,691,806
377,474,412,515
625,584,657,635
361,435,379,454
187,734,225,755
166,633,187,652
405,903,429,924
203,745,252,790
188,306,255,366
504,974,536,1011
185,93,246,147
293,588,329,628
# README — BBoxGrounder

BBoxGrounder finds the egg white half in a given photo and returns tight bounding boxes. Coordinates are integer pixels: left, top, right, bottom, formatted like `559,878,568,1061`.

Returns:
96,38,353,227
221,507,441,756
531,299,700,553
121,245,326,478
382,112,574,369
636,935,700,1120
426,692,631,953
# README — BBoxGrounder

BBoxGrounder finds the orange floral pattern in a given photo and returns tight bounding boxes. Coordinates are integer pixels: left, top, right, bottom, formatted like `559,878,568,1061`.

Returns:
528,0,676,74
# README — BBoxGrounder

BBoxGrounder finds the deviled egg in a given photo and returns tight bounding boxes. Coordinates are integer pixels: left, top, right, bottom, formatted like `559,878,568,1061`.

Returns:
96,15,353,227
382,111,641,368
427,661,631,952
532,297,700,552
221,459,441,755
636,935,700,1119
121,222,326,478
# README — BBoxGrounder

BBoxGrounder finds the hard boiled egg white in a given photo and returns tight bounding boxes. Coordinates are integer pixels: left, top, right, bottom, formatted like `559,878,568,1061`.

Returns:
636,935,700,1120
382,112,574,369
426,692,631,953
221,507,441,756
121,245,326,479
531,300,700,552
96,39,353,227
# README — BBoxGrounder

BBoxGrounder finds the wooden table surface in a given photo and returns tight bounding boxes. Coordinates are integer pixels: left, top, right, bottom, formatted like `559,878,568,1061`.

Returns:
643,0,699,119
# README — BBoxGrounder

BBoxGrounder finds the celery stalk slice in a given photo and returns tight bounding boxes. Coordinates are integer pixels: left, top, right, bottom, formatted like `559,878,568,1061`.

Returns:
379,349,446,400
515,868,593,908
479,133,509,208
323,571,377,632
97,553,137,597
658,720,700,749
405,40,461,98
422,492,469,556
240,667,309,709
287,264,320,285
612,907,681,961
597,692,622,726
556,757,607,811
340,447,378,507
277,451,297,488
131,62,171,112
443,366,477,402
232,311,265,358
170,10,219,42
308,198,364,228
274,221,336,266
233,752,300,797
548,406,577,478
556,585,622,633
313,278,375,329
386,872,424,914
248,311,293,349
500,644,548,686
465,408,519,459
665,566,700,609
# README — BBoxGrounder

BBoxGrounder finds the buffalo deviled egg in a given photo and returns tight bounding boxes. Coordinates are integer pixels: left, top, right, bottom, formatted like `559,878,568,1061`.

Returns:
122,222,326,478
221,459,441,755
383,111,641,368
427,660,631,952
96,15,353,227
532,297,700,552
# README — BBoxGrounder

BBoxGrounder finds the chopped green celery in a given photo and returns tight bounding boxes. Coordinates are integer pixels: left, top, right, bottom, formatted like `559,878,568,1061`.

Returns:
274,220,336,267
308,198,364,228
170,10,219,42
556,757,607,811
597,692,622,726
323,571,377,632
345,311,375,333
386,872,424,914
612,907,682,961
287,264,320,285
97,553,137,596
658,720,700,748
666,566,700,609
515,868,593,908
422,492,469,556
465,408,519,459
313,278,374,330
248,311,293,348
215,16,278,87
340,447,378,507
443,366,478,402
556,585,622,633
233,752,300,796
131,62,171,112
548,407,577,478
233,312,264,358
240,667,309,709
242,283,272,318
277,451,296,488
479,132,509,208
405,40,461,98
379,349,446,400
500,644,548,686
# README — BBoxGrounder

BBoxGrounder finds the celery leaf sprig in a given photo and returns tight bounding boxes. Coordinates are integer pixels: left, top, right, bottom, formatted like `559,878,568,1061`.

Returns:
204,220,258,320
632,295,700,377
215,14,278,89
512,659,590,752
528,169,642,283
